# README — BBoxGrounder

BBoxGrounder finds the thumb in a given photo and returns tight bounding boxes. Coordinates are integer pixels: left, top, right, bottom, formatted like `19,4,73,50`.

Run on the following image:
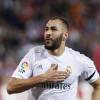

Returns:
51,64,58,70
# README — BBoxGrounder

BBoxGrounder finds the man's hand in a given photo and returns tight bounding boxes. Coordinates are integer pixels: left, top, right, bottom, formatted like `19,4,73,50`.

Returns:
42,64,70,82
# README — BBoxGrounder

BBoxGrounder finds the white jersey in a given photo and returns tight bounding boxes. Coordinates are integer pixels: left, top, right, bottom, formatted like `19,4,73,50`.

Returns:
12,45,99,100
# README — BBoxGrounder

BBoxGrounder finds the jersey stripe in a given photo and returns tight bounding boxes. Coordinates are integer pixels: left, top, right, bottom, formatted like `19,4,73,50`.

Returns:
85,71,96,81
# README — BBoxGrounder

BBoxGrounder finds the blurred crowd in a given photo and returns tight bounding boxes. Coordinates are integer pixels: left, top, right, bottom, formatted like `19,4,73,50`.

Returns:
0,0,100,80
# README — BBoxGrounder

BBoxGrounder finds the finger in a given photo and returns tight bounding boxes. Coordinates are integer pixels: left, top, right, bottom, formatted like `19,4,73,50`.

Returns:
53,77,66,81
51,64,58,70
54,73,68,78
48,79,64,82
55,71,70,78
56,71,68,75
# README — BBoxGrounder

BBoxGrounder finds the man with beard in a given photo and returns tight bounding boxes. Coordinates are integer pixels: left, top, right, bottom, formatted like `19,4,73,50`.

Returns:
7,17,100,100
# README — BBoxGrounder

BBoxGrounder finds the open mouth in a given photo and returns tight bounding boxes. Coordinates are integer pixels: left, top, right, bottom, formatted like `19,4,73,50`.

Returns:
45,38,53,44
45,38,52,41
45,39,52,43
45,38,52,40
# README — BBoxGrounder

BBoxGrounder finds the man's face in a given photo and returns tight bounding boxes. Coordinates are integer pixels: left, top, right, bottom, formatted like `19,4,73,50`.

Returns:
44,19,67,50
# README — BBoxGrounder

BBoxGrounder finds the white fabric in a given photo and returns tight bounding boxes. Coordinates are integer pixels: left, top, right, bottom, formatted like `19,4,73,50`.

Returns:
12,45,99,100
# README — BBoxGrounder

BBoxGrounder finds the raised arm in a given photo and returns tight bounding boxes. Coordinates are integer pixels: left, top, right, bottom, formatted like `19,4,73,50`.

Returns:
7,75,46,94
7,64,69,94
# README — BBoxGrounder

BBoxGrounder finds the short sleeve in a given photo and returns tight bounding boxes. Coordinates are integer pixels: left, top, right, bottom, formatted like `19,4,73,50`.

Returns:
79,54,99,83
12,48,35,79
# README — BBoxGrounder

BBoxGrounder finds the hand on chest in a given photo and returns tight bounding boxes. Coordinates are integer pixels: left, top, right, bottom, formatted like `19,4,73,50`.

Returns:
33,58,80,83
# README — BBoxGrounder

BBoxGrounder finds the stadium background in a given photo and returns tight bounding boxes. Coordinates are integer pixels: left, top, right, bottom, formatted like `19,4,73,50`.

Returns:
0,0,100,100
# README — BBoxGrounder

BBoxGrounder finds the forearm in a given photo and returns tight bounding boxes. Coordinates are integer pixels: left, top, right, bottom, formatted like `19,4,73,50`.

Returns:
7,74,46,94
92,87,100,100
7,64,68,94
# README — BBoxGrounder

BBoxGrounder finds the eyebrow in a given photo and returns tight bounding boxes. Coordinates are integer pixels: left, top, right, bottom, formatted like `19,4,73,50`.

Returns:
45,26,57,30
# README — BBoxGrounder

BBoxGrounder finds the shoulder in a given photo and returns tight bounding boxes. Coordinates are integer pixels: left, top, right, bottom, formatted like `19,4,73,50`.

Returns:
66,47,94,66
21,45,46,63
28,45,45,54
33,45,46,53
30,45,47,60
66,46,83,57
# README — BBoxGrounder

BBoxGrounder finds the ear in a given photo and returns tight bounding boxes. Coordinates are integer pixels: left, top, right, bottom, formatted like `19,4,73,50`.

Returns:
63,32,68,40
65,32,69,38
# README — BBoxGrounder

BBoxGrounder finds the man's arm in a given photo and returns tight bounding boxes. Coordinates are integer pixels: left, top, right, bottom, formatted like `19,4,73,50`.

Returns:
7,64,69,94
7,75,46,94
91,78,100,100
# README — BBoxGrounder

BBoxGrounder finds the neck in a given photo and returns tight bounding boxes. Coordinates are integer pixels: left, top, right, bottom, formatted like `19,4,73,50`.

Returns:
48,43,65,56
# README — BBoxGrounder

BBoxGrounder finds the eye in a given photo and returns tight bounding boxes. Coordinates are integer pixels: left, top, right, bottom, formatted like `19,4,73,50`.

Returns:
51,26,57,31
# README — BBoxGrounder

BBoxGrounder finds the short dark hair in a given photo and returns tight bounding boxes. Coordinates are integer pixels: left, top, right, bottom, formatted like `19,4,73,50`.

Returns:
49,16,69,30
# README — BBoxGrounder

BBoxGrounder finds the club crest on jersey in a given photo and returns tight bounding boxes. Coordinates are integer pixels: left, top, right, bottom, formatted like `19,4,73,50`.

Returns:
18,62,29,73
66,66,72,74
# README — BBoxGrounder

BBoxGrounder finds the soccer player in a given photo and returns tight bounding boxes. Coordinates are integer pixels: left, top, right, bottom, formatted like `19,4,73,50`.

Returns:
7,16,100,100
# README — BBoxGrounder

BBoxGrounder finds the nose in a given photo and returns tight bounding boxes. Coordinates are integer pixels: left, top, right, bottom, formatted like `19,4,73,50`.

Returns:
45,30,52,38
46,33,51,38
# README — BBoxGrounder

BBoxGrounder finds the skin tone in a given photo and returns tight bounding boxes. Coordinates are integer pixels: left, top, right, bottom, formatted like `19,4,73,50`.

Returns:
7,19,70,94
7,19,100,100
44,19,68,56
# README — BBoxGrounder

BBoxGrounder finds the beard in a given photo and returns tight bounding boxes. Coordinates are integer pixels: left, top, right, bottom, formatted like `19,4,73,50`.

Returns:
44,34,63,51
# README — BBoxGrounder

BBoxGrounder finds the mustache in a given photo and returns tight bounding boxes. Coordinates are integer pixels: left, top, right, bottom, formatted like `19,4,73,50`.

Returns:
45,37,53,40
